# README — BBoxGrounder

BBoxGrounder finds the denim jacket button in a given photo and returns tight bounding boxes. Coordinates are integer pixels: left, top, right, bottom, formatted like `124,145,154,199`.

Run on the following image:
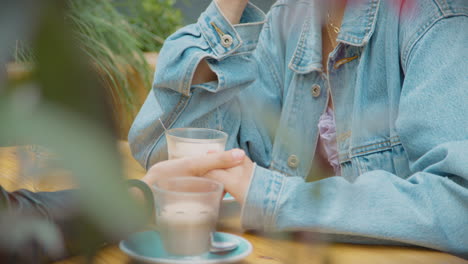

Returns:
287,155,299,168
311,84,321,97
221,34,234,48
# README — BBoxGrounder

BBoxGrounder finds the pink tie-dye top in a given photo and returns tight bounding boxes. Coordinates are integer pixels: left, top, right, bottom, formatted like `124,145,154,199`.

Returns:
317,107,341,175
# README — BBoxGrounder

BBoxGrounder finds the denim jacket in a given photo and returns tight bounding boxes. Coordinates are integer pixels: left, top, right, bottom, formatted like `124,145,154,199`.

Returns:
129,0,468,257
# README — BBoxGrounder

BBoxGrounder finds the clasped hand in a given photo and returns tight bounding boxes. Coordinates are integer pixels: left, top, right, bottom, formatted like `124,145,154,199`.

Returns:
141,149,254,203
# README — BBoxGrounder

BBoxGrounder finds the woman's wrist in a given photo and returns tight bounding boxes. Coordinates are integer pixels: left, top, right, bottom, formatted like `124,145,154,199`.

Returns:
215,0,249,24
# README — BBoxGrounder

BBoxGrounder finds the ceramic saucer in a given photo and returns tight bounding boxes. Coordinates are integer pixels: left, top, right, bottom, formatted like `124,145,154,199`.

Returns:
120,231,252,264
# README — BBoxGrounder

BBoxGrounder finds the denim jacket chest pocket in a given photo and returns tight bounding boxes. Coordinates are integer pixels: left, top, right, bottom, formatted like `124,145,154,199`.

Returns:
329,44,412,182
339,137,413,182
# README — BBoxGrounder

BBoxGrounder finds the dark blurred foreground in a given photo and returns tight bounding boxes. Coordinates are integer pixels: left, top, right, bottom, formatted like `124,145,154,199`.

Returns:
0,0,148,262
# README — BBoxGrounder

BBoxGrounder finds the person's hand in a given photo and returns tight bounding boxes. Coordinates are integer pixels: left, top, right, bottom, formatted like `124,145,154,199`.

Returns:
140,149,246,187
216,0,249,24
204,155,255,203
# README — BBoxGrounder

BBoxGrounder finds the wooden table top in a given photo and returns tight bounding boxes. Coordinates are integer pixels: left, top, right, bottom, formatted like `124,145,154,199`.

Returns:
1,142,466,264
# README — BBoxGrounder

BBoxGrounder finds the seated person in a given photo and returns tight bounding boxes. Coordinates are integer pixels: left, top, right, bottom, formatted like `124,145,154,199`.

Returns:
129,0,468,258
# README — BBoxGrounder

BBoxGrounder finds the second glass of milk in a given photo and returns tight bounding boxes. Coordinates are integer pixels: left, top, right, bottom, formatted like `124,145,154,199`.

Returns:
152,176,224,256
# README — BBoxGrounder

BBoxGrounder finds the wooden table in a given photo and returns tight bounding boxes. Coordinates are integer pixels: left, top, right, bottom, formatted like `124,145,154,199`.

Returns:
1,142,466,264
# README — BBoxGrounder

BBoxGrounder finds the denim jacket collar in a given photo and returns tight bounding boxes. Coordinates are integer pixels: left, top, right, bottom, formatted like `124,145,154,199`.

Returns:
337,0,381,46
288,0,380,74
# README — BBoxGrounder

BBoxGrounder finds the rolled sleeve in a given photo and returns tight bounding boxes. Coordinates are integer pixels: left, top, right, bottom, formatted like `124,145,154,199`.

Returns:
198,1,266,58
241,164,285,231
130,2,267,168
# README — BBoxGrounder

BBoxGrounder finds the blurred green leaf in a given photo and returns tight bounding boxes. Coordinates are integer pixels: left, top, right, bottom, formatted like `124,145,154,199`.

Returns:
1,0,148,258
0,96,146,239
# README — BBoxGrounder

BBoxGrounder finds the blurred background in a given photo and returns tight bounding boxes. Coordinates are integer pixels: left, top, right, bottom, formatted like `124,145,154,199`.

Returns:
6,0,275,140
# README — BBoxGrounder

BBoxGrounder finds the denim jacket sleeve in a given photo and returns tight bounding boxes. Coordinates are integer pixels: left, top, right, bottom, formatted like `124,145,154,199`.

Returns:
128,1,270,169
241,15,468,257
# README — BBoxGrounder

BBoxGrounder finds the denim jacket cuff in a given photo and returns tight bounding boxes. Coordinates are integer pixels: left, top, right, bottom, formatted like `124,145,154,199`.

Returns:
241,165,285,231
198,1,266,58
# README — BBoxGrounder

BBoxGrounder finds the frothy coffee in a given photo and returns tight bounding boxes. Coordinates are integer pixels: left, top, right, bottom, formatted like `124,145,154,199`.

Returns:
159,201,217,256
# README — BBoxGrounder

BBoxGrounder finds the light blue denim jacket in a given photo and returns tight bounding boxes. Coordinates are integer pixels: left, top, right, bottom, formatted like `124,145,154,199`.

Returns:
129,0,468,257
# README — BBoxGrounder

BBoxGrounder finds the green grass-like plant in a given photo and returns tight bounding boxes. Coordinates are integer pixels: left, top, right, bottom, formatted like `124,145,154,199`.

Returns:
67,0,154,115
116,0,183,52
14,0,182,135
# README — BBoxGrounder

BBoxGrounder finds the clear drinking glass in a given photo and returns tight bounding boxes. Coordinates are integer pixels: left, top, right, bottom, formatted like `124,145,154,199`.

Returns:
165,128,228,159
152,177,224,256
